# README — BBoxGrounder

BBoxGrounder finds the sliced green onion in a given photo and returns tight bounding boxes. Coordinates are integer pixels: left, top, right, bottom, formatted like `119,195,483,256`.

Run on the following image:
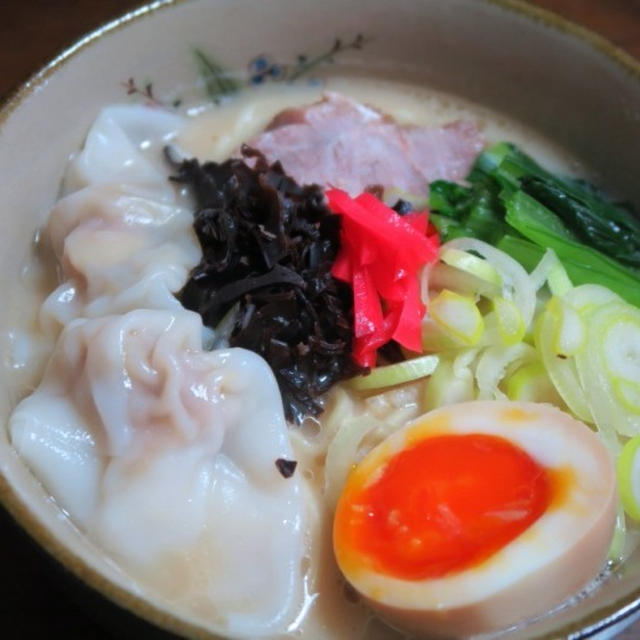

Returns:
424,357,475,411
475,342,537,400
613,379,640,415
547,263,573,297
347,354,439,391
618,434,640,522
551,297,585,357
534,303,592,423
428,262,501,299
529,248,572,296
563,283,621,314
322,386,357,443
453,347,481,378
324,415,388,507
421,317,462,352
601,312,640,382
505,361,564,405
493,296,525,346
574,302,640,439
420,262,435,305
445,237,536,330
440,248,503,287
430,289,484,346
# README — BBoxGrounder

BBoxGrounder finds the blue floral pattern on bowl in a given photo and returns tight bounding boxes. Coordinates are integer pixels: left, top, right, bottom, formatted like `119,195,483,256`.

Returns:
123,34,369,107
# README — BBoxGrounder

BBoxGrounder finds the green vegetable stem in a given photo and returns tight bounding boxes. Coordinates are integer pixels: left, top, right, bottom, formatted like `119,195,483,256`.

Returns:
429,142,640,308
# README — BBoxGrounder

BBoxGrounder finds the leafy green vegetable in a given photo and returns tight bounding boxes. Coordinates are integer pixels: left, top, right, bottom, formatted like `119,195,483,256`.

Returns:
429,178,506,244
521,177,640,268
428,180,469,217
483,143,640,226
497,234,640,306
428,212,470,240
470,141,512,177
477,144,640,260
429,142,640,307
503,191,640,307
495,235,545,272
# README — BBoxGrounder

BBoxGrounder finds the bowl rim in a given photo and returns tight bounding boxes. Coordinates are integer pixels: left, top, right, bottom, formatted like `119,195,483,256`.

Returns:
1,1,640,638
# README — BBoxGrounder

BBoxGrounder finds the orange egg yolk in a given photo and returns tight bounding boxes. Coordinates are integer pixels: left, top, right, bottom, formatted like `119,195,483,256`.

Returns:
334,433,553,580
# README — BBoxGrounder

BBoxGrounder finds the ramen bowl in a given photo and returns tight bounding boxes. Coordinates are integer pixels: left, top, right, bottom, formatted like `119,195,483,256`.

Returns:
1,1,639,638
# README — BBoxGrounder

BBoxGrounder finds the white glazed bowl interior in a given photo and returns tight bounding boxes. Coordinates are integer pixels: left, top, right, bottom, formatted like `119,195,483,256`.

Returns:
1,0,639,638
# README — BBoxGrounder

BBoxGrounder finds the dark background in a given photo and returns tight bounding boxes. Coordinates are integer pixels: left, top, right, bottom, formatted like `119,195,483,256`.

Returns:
0,1,639,638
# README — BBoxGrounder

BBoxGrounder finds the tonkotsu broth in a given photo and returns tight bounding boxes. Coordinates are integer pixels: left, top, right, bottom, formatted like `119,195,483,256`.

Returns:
4,77,593,639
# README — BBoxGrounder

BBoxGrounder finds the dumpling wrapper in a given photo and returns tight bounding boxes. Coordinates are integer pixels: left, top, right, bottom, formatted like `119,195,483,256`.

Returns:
10,309,306,636
63,104,186,200
40,104,198,336
40,183,200,336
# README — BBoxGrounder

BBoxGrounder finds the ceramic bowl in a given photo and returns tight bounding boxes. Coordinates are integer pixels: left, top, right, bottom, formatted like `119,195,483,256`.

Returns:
1,0,640,638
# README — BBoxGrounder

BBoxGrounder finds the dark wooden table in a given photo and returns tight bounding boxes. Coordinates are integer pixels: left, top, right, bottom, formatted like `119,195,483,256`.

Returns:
1,1,639,638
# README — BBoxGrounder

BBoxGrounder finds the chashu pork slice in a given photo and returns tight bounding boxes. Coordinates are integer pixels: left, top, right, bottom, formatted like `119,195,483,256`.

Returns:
247,92,484,196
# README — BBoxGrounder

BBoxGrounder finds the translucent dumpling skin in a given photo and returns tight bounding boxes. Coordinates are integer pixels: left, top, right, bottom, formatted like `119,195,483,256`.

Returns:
10,309,305,636
40,184,200,335
38,105,200,337
63,104,186,198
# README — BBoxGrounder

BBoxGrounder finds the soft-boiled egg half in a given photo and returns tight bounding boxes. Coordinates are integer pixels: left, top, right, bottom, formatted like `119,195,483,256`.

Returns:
333,401,616,637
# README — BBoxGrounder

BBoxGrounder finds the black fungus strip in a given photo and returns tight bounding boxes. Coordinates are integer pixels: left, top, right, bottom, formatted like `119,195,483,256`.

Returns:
168,146,364,423
199,264,307,320
275,458,298,479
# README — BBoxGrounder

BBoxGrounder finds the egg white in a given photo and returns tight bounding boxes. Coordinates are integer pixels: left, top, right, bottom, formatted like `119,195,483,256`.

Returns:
333,400,617,637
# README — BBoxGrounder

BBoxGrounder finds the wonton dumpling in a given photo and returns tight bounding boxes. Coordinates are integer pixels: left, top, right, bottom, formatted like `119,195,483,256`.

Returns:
10,309,305,636
63,104,186,199
40,184,200,335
